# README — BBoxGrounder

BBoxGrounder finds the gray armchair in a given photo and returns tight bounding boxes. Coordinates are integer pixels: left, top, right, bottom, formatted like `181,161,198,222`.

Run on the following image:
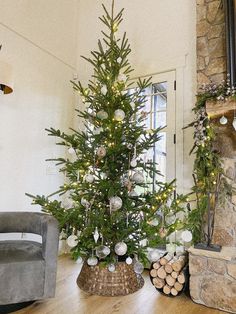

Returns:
0,212,59,305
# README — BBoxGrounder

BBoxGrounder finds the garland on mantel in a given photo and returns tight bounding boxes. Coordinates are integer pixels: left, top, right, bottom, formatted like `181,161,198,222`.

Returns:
185,78,235,244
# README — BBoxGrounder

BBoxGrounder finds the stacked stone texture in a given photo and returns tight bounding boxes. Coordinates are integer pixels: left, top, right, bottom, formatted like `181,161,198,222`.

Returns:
189,252,236,313
196,0,236,247
196,0,226,88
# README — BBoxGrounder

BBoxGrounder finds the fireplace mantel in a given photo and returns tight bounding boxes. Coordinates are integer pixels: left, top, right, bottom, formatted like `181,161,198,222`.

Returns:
206,98,236,119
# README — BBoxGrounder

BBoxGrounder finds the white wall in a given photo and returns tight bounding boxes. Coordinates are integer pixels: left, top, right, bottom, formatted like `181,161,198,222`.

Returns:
0,0,78,212
76,0,196,193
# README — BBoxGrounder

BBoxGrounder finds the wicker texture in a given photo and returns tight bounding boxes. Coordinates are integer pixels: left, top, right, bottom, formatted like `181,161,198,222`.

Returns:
77,262,144,296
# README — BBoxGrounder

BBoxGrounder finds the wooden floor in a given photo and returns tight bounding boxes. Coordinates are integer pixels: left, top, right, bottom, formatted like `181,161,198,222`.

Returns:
17,255,224,314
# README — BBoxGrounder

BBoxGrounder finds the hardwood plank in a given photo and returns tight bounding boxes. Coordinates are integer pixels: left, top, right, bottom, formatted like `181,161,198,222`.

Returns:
15,255,224,314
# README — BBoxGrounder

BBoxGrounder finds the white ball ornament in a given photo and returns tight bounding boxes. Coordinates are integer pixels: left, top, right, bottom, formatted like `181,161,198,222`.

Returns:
148,249,160,262
76,256,83,264
130,158,137,168
101,85,108,95
133,261,144,274
220,115,228,125
84,174,94,183
125,257,133,265
81,198,90,208
66,235,78,248
97,110,108,120
132,171,144,184
117,57,122,63
114,242,128,256
110,196,123,211
68,147,76,155
87,256,98,266
114,109,125,121
108,263,116,272
181,230,193,243
97,146,106,158
129,190,138,197
166,243,176,254
96,245,111,258
94,127,103,135
118,73,127,82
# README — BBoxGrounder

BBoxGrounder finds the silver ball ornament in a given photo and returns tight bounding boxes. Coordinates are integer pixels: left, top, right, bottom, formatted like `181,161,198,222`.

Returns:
114,109,125,121
133,261,144,274
68,147,76,155
87,256,98,266
66,235,78,248
97,110,108,120
110,196,123,211
84,174,94,183
125,257,133,265
108,263,116,272
132,171,144,184
147,249,160,262
96,245,110,258
130,158,137,167
114,242,127,256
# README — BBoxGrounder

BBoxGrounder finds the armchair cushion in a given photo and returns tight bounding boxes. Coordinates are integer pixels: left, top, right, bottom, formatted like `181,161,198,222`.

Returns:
0,240,43,263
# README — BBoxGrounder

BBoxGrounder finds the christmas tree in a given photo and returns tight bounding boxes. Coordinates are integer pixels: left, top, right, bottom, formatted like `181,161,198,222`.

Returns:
28,1,188,271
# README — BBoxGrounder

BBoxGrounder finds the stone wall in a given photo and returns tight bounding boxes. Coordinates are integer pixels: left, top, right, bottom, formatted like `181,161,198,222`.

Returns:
197,0,226,88
189,247,236,313
196,1,236,247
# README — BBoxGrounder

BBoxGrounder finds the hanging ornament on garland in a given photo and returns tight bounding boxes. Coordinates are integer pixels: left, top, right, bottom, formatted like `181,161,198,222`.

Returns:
93,227,99,243
96,245,111,258
219,115,228,125
66,235,78,248
109,196,123,211
87,256,98,266
97,110,108,120
133,261,144,274
84,174,95,183
101,85,108,95
114,109,125,121
97,146,106,158
132,171,144,184
181,230,193,243
114,242,127,256
233,117,236,131
125,256,133,265
126,143,133,150
108,263,116,272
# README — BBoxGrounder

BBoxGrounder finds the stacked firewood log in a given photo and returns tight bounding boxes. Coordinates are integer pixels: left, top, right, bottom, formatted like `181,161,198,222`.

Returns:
150,253,188,297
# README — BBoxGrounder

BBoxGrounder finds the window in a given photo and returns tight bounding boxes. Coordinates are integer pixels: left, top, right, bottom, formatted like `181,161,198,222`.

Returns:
134,71,176,191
